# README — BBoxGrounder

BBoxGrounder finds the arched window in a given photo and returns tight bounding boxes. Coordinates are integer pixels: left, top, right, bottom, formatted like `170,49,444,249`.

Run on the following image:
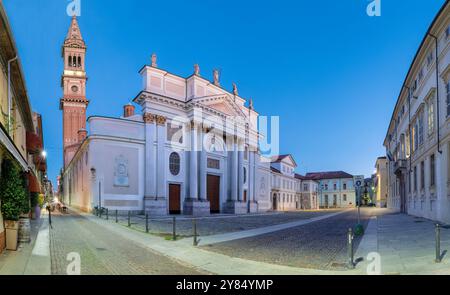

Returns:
243,167,247,184
72,55,77,67
169,152,180,176
68,56,72,67
78,56,82,68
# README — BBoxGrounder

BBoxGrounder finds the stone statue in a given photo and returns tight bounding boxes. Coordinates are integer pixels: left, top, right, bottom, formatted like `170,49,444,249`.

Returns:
194,64,200,76
249,98,254,110
232,83,238,96
213,69,220,86
151,53,157,67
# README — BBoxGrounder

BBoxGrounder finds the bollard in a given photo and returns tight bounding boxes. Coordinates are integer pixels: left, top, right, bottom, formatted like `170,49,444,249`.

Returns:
193,219,198,246
48,207,52,227
128,211,131,227
145,213,149,233
436,224,441,263
106,208,109,220
173,216,177,241
115,210,118,223
99,207,102,218
347,228,354,269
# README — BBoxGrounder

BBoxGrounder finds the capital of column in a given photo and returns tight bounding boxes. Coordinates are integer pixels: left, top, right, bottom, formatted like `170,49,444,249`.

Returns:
143,112,156,124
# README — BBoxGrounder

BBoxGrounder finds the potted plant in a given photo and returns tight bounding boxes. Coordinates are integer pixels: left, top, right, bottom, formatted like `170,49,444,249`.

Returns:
0,158,28,250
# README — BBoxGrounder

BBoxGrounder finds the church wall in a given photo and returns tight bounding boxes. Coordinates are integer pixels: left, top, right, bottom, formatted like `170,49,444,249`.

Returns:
89,138,145,212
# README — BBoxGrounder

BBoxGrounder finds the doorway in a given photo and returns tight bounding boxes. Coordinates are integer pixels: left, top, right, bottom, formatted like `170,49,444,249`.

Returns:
169,184,181,214
207,175,220,213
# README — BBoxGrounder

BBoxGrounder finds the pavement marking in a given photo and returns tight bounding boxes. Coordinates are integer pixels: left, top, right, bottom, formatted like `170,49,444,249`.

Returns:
184,209,353,246
24,213,51,275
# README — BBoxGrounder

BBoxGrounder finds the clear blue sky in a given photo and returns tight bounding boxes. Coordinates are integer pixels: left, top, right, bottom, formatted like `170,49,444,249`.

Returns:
3,0,445,185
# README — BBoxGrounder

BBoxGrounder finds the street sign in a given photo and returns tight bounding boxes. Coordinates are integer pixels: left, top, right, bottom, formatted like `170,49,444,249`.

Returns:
353,175,364,188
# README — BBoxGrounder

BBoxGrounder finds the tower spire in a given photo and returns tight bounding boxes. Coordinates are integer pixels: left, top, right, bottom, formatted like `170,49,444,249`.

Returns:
64,15,85,48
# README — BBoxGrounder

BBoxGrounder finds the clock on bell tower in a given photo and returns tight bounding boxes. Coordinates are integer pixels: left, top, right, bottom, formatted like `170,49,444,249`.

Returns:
60,15,89,167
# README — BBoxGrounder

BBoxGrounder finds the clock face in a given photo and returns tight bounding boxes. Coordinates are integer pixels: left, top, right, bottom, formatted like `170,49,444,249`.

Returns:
71,85,79,93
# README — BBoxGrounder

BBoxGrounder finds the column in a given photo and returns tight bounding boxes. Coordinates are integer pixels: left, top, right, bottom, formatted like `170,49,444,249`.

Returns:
144,113,156,199
156,115,167,199
238,138,244,201
199,127,207,200
189,122,199,200
231,136,238,201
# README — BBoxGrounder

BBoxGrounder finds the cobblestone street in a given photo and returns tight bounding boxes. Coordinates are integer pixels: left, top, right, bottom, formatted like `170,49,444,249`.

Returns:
103,209,343,237
201,208,385,270
49,210,207,275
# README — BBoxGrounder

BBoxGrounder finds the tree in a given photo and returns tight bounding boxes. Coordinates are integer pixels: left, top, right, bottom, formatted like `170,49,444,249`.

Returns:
0,158,29,221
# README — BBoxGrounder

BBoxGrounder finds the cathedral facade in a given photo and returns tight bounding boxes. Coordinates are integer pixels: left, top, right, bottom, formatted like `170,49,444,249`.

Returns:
60,16,272,215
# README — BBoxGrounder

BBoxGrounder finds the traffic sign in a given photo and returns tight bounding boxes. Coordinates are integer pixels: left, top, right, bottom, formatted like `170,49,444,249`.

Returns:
353,175,364,188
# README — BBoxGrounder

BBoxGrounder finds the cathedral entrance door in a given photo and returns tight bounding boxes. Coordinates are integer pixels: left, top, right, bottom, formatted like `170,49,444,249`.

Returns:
207,175,220,213
169,184,181,214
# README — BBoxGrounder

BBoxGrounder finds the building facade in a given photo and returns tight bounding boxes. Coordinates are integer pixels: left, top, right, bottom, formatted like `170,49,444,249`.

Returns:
305,172,356,208
374,156,388,208
384,2,450,223
270,154,319,211
1,2,46,252
61,17,272,215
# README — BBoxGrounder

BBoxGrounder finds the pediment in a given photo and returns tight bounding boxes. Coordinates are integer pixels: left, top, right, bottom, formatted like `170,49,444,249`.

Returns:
194,95,246,118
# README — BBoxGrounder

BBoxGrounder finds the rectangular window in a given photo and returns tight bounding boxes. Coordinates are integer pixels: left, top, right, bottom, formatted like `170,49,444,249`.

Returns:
446,82,450,117
430,154,435,187
343,194,347,202
418,111,424,145
427,51,434,67
343,182,347,190
428,100,434,135
333,183,337,190
414,166,417,192
420,161,425,190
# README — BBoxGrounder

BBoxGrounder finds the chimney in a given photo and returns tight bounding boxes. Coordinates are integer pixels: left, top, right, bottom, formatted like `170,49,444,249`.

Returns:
123,104,135,118
78,128,87,142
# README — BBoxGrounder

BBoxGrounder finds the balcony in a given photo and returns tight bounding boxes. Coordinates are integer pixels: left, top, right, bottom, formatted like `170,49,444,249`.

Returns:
394,159,407,176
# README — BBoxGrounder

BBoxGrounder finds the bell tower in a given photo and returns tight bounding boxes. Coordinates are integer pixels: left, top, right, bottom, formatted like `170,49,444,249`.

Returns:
60,15,89,167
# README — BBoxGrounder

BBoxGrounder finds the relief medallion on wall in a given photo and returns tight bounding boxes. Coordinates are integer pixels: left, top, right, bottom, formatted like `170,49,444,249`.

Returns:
114,155,129,187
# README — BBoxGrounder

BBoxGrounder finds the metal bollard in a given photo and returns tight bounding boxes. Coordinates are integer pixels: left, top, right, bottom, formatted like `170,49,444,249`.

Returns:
128,211,131,227
173,216,177,241
347,228,354,269
145,213,149,233
115,210,118,223
106,208,109,220
193,219,198,246
436,224,441,263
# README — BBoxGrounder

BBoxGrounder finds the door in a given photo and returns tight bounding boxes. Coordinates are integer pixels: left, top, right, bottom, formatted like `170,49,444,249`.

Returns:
273,194,277,210
169,184,181,214
243,190,247,202
207,175,220,213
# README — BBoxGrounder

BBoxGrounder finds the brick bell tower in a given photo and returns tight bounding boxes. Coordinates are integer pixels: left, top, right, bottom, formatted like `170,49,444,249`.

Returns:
60,15,89,167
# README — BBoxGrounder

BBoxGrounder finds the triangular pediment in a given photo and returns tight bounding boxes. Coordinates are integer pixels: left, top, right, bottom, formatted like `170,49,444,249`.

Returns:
195,95,246,118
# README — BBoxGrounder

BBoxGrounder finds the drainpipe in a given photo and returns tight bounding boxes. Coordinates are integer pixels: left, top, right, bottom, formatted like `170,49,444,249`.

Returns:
429,33,442,154
7,56,18,133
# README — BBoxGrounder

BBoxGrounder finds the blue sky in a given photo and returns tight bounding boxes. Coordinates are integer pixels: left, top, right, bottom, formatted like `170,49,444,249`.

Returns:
3,0,445,184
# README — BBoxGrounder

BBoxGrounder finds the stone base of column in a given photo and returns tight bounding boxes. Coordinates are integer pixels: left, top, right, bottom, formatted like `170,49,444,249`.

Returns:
223,200,248,215
144,197,167,216
249,201,258,213
183,199,210,216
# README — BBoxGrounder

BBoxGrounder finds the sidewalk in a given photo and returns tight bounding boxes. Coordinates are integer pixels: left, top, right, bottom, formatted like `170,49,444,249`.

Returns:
355,212,450,275
0,211,51,275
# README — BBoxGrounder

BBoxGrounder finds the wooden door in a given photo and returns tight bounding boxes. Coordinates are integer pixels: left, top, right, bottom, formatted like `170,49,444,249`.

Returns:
243,190,247,202
169,184,181,214
207,175,220,213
